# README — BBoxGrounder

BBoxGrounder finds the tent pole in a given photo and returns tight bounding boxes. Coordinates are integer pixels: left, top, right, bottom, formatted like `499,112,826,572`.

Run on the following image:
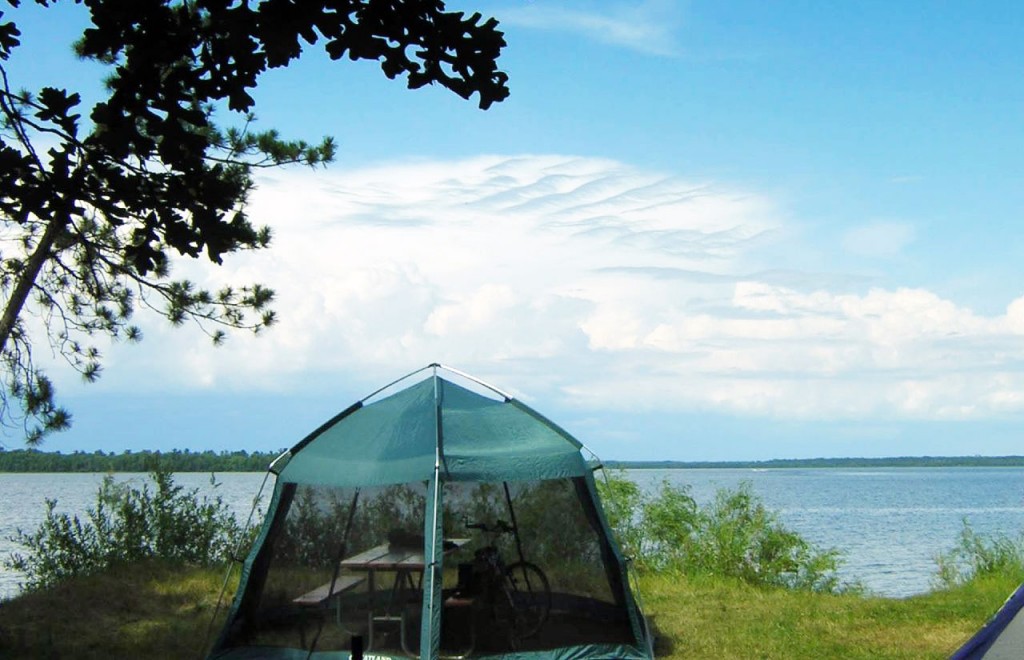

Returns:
502,482,527,565
420,371,444,660
434,363,513,400
198,469,273,659
305,489,361,660
358,363,437,403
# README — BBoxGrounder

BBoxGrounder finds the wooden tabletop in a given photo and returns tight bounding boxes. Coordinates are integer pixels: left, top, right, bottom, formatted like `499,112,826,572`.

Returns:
340,538,470,571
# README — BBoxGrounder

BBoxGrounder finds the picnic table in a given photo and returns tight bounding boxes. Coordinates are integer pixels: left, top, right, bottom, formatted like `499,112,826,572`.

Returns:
340,538,470,653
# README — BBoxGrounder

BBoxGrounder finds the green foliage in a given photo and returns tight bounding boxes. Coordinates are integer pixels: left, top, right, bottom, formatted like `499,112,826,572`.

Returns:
0,447,279,472
5,468,243,591
0,0,508,444
273,486,349,569
698,485,843,592
595,470,645,559
273,483,428,569
597,472,846,592
934,519,1024,589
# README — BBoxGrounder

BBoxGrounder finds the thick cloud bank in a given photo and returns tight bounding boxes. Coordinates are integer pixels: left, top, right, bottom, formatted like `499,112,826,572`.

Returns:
90,155,1024,422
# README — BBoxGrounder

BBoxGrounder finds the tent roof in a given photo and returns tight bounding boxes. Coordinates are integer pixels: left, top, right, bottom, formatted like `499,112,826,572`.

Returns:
277,373,588,487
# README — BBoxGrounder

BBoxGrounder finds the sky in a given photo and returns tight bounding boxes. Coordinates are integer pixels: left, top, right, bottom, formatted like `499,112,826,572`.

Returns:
4,1,1024,460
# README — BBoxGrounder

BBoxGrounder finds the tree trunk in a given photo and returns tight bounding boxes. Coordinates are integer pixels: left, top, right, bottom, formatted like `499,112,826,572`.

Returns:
0,216,67,353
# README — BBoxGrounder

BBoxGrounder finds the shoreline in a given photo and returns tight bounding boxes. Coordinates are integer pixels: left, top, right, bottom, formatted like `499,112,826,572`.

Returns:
2,448,1023,473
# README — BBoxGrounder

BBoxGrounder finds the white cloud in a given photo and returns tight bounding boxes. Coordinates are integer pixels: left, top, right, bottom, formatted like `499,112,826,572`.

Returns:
53,154,1024,424
425,285,519,336
497,1,683,57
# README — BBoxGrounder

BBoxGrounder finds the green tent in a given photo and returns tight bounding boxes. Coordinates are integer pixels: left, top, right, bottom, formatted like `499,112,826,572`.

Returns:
209,365,654,660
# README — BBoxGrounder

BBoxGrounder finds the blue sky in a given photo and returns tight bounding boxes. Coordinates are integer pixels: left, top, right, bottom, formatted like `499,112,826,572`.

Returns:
6,1,1024,460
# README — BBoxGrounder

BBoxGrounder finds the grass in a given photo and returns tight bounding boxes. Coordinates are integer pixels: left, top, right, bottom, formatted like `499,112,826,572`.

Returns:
0,561,1018,658
640,571,1021,659
0,560,236,660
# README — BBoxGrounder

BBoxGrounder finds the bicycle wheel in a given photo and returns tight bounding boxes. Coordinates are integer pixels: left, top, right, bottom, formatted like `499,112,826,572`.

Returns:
503,561,551,641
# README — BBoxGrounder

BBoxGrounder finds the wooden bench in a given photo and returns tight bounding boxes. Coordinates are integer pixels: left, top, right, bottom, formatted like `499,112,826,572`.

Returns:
293,575,366,606
293,575,367,648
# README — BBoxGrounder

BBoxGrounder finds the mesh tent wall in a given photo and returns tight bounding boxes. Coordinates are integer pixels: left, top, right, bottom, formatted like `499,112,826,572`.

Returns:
208,365,654,660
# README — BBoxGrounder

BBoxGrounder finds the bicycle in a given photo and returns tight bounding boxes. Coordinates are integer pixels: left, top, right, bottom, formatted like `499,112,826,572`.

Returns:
460,519,551,647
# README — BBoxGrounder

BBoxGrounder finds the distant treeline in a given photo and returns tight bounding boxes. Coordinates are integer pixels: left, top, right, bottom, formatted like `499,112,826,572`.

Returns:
0,448,281,473
3,449,1024,473
605,455,1024,469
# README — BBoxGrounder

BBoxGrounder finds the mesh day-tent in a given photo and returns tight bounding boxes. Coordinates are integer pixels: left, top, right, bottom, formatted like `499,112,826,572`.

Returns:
208,364,654,660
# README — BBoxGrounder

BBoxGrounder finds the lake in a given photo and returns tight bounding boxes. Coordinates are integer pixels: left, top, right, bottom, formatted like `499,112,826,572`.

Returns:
1,467,1022,601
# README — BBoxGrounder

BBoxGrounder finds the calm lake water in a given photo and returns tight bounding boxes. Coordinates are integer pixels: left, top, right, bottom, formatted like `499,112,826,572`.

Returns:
1,467,1022,601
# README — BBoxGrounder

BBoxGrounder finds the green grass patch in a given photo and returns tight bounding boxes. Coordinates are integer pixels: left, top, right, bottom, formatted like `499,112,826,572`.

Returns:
0,561,1018,658
0,560,237,660
639,571,1021,659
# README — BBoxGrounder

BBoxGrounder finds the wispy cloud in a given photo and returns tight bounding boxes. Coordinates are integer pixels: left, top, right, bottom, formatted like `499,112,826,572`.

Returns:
61,155,1024,424
498,1,683,57
889,175,924,185
842,221,916,259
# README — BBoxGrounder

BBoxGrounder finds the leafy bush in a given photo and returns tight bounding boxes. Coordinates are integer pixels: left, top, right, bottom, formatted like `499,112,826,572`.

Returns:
597,473,846,592
935,520,1024,589
598,473,648,560
5,468,243,591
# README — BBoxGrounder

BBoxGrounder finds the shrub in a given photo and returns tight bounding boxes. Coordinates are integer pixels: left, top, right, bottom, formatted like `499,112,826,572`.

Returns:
594,473,647,560
935,520,1024,589
5,468,243,591
597,473,846,593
